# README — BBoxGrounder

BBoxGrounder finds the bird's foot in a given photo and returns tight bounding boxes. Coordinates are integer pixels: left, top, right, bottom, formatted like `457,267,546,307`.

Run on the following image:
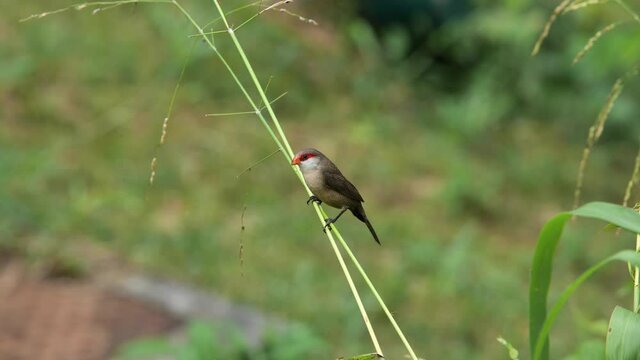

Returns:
306,195,322,206
322,218,334,233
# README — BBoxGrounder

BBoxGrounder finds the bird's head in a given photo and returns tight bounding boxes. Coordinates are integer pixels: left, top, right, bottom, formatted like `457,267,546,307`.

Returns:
291,148,323,169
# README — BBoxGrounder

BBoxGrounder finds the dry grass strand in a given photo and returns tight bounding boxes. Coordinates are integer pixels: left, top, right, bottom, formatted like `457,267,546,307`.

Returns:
622,143,640,208
274,8,318,25
532,0,575,56
573,21,623,64
20,0,171,22
239,204,247,277
564,0,610,13
149,157,158,185
573,66,639,208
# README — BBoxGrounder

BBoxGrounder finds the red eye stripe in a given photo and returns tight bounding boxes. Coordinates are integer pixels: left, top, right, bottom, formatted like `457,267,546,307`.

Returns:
301,153,316,161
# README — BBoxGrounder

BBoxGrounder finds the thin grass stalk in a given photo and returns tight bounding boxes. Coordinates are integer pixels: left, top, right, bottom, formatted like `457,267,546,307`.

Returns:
209,1,424,357
635,230,640,312
149,39,195,186
614,0,640,317
169,0,291,166
311,203,383,355
209,0,295,159
572,21,623,65
206,0,386,354
20,0,173,22
615,0,640,25
330,227,419,359
624,149,640,313
564,0,610,13
622,145,640,208
573,78,625,209
531,0,574,56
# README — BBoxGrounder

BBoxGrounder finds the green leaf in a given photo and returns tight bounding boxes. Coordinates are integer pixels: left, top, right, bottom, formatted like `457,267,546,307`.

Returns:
533,251,640,360
571,202,640,233
606,306,640,360
529,202,640,360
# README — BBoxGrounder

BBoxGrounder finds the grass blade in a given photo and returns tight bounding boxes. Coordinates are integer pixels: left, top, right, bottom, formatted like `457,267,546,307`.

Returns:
529,202,640,360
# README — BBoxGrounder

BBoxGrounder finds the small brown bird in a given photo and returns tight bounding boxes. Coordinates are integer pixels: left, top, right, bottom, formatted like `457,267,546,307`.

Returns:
291,148,380,245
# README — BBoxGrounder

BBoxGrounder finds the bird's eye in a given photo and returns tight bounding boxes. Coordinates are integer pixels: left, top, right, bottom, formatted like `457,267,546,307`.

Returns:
302,155,308,160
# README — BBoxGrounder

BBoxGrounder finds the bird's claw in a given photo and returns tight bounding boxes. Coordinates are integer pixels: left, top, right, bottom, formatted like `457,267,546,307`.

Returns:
306,195,322,206
322,218,334,233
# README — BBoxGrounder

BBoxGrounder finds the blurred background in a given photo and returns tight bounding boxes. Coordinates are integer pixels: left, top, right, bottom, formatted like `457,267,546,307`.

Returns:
2,0,640,359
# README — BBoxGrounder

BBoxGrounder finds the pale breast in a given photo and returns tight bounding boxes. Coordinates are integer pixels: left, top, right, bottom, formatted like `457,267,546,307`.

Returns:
302,169,354,209
303,169,325,195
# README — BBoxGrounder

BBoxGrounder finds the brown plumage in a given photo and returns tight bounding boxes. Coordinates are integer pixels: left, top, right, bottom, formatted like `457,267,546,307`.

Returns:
291,148,380,245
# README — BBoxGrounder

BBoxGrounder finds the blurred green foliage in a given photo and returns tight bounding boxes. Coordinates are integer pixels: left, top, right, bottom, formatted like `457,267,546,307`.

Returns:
2,0,640,359
117,321,325,360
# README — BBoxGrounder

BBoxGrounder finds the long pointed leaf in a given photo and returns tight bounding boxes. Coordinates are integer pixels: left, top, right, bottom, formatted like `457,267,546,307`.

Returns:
529,202,640,360
533,250,640,360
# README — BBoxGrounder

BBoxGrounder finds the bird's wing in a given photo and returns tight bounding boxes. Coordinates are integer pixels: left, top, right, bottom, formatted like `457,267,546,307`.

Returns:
323,165,364,203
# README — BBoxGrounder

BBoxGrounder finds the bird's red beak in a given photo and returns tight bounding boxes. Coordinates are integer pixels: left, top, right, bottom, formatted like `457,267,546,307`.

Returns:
291,156,301,165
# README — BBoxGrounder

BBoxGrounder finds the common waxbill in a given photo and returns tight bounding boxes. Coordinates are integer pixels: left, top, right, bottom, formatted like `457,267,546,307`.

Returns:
291,148,380,245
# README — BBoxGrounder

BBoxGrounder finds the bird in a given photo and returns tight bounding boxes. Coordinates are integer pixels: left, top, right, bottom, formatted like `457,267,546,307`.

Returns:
291,148,380,245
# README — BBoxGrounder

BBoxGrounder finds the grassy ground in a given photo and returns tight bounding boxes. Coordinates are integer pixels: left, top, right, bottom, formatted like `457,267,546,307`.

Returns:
3,1,640,359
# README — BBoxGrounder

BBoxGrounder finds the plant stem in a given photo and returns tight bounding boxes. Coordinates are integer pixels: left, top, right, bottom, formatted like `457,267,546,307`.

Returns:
616,0,640,25
205,0,385,354
170,0,291,166
171,0,422,356
209,0,295,159
635,227,640,313
331,228,419,360
312,204,383,355
207,1,425,356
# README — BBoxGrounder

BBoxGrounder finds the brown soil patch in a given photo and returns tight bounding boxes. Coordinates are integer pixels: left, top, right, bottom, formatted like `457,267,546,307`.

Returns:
0,261,180,360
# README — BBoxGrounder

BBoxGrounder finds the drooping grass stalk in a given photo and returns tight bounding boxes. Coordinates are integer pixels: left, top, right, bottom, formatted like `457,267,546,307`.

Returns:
205,0,387,354
169,0,291,164
532,0,640,320
620,144,640,209
531,0,573,56
572,21,624,65
170,0,384,353
150,39,195,186
208,1,424,357
209,1,295,158
19,0,173,22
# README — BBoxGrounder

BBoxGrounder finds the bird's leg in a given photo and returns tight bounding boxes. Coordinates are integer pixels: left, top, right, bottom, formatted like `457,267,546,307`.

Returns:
323,208,348,232
306,195,322,206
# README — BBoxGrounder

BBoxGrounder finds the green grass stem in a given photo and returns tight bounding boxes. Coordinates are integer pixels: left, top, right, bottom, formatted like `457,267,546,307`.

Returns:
169,0,290,166
207,1,427,357
331,227,419,359
206,0,386,354
615,0,640,24
635,232,640,312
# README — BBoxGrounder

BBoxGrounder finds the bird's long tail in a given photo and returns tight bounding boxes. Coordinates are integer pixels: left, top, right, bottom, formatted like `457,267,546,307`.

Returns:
352,206,381,245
